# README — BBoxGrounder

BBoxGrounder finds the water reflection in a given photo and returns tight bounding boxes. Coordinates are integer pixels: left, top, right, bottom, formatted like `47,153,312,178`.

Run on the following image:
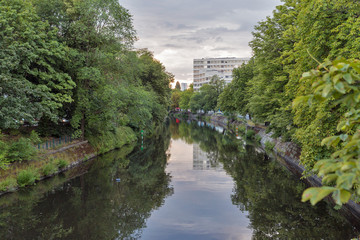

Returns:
193,143,222,170
0,124,173,239
0,120,358,239
169,120,358,239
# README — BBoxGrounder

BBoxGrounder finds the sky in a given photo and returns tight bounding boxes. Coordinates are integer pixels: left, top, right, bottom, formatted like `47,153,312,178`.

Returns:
120,0,282,85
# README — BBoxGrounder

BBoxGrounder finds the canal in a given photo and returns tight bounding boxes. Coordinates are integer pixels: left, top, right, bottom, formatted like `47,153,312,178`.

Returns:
0,120,358,239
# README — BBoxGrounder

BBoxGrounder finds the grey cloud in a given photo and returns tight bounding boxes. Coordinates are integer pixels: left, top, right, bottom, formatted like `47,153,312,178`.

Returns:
121,0,281,82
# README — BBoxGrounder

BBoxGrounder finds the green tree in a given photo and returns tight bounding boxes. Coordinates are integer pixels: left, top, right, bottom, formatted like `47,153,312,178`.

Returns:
0,0,75,129
294,58,360,206
175,81,181,90
179,84,194,110
218,60,254,116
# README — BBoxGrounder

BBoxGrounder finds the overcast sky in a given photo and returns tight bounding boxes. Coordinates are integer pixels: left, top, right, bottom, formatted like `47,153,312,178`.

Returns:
120,0,282,84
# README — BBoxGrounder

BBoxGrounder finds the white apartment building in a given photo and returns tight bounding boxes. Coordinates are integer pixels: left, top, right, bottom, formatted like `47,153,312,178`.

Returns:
193,57,250,91
180,82,188,91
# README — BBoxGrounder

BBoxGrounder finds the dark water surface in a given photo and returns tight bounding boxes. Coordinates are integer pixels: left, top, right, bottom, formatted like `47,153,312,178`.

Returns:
0,120,358,239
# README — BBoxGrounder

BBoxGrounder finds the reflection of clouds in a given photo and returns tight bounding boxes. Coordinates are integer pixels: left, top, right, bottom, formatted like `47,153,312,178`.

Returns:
140,138,252,239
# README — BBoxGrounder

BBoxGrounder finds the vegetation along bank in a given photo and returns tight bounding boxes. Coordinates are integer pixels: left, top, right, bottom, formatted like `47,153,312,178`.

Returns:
0,0,173,193
170,1,360,210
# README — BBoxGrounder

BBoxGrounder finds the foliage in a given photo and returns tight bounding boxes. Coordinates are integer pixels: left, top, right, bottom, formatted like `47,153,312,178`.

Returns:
170,90,181,110
0,0,171,150
294,58,360,206
41,162,58,176
0,177,17,192
87,126,136,154
0,0,75,129
189,75,225,112
55,158,68,169
179,84,194,110
265,141,275,152
245,129,255,139
175,81,181,90
17,168,40,187
0,140,9,169
6,138,36,162
255,135,262,143
218,60,254,115
29,130,41,145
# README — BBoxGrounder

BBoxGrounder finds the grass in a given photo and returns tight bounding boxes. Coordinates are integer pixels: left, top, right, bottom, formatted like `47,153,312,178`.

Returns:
41,162,58,176
0,177,17,192
55,159,69,169
17,168,40,187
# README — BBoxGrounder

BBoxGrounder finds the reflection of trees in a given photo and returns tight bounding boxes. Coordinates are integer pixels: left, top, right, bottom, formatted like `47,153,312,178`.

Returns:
170,120,357,239
0,124,173,239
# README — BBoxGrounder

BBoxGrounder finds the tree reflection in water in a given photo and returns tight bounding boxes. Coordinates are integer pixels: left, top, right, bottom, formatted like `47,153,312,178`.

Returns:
0,124,173,239
170,119,357,239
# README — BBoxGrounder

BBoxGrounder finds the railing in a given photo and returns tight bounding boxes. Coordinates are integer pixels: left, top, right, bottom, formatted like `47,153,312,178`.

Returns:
37,136,73,150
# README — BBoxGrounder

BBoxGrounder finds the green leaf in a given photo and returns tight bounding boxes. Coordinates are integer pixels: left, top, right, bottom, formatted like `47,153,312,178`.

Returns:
302,187,336,205
302,72,311,78
322,84,332,98
322,174,338,185
332,189,351,205
334,81,346,94
321,136,340,148
343,73,353,84
336,173,355,190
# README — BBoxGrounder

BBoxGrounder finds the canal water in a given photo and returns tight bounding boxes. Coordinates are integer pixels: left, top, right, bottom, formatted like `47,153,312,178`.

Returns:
0,120,358,239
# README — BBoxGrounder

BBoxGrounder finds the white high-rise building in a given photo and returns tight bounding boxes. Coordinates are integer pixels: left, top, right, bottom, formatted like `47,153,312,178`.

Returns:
193,57,250,91
181,82,188,91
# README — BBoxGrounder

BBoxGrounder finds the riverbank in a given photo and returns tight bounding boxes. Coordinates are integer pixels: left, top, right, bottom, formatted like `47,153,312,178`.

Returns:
173,112,360,228
0,129,137,196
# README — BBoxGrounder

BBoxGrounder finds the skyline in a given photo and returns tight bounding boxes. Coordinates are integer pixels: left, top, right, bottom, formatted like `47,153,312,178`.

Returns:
121,0,282,84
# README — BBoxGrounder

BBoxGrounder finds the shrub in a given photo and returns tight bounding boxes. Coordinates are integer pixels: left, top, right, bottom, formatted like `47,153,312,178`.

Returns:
0,140,9,170
0,177,17,192
17,169,40,187
41,162,58,176
238,125,246,134
55,159,69,169
88,126,136,154
29,130,42,144
255,135,262,143
265,141,275,152
245,129,255,139
7,138,36,162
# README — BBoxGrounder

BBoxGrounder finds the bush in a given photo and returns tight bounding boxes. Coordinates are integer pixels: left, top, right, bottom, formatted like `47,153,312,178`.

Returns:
265,141,275,152
55,159,69,169
0,177,17,192
7,138,36,162
255,135,262,143
17,169,40,187
29,130,42,144
245,129,255,139
238,125,246,134
88,126,136,154
41,162,58,176
0,140,9,170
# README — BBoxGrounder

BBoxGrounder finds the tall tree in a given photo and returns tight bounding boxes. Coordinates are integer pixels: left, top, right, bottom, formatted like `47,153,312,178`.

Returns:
0,0,75,129
175,81,181,90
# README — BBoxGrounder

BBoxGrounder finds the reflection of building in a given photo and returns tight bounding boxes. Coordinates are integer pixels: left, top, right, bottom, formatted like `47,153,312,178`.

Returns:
193,57,250,91
193,143,222,170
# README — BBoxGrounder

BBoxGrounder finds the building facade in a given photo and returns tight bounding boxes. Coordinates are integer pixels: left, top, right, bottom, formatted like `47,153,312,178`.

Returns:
193,57,250,91
180,82,188,91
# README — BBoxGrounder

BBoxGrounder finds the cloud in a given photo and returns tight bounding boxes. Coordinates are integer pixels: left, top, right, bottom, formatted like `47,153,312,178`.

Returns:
121,0,281,82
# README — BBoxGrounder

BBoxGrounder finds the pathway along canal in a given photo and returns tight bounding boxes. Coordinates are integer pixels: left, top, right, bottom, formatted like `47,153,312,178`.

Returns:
0,120,358,239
